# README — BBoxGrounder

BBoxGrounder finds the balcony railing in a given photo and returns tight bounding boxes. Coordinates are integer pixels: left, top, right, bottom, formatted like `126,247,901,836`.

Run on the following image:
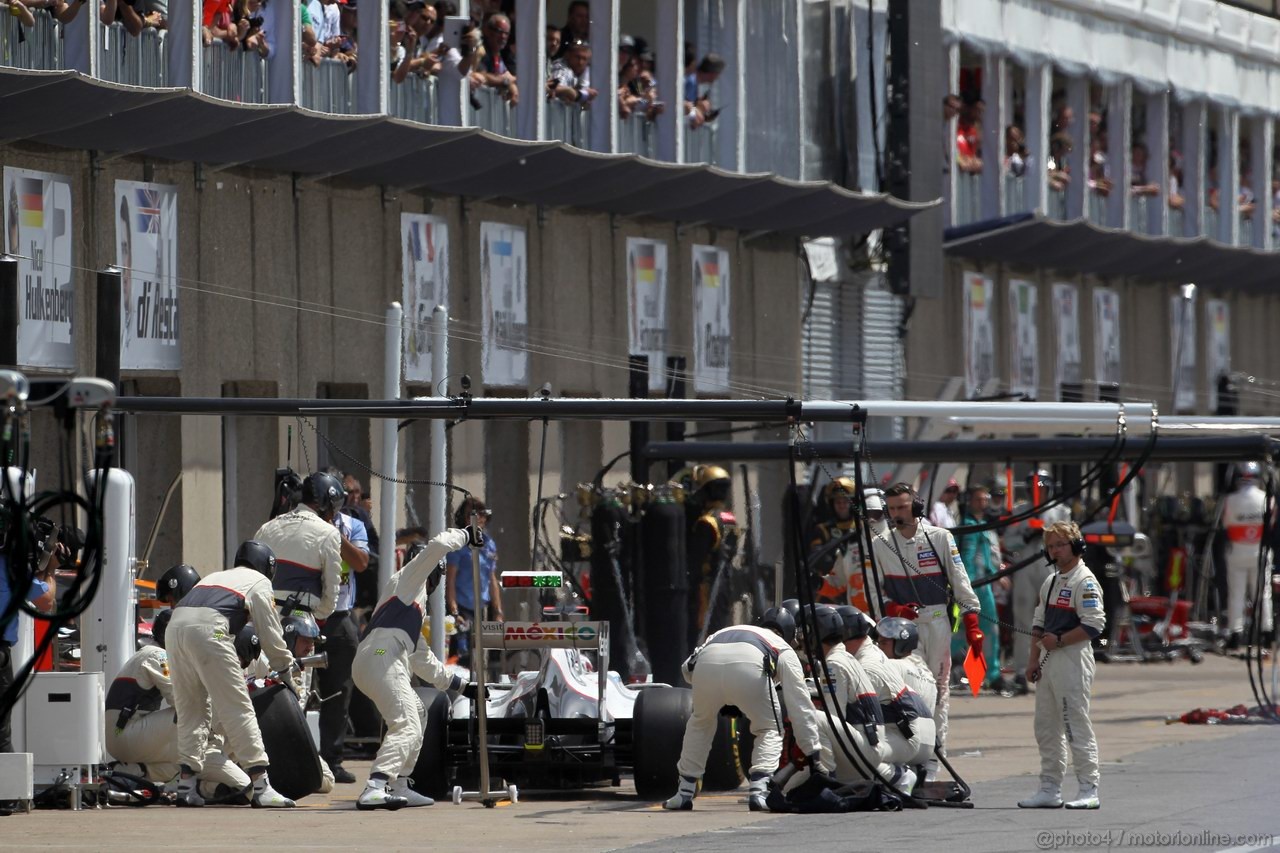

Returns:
545,98,589,148
388,73,437,125
954,172,982,227
1003,173,1025,215
1,9,62,71
618,114,656,159
100,23,165,87
202,42,268,104
684,122,717,166
1048,187,1068,221
301,58,354,114
468,85,512,136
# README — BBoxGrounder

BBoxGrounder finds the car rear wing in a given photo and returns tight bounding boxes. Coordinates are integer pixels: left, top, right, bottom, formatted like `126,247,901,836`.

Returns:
481,621,611,721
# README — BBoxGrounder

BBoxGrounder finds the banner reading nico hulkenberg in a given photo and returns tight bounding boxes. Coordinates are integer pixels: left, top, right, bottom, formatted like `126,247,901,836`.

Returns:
692,245,730,394
4,167,75,370
114,180,180,371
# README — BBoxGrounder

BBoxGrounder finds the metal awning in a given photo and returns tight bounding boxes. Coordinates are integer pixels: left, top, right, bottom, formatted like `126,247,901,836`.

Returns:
0,68,936,238
944,213,1280,290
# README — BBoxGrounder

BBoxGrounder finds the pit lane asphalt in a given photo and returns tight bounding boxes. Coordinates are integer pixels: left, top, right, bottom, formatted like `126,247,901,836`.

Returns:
2,654,1275,852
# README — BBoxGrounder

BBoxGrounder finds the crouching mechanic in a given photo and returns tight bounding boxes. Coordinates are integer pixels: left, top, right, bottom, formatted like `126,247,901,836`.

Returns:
664,607,828,811
105,610,252,799
873,616,938,779
166,541,296,808
848,609,935,777
353,527,485,810
805,605,913,795
1018,520,1105,811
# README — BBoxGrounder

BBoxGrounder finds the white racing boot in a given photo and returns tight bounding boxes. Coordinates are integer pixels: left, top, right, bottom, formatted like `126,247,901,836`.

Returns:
747,773,769,812
890,765,917,797
357,778,409,811
388,776,435,807
1065,783,1100,809
251,773,296,808
172,776,205,808
1017,781,1064,809
662,775,698,811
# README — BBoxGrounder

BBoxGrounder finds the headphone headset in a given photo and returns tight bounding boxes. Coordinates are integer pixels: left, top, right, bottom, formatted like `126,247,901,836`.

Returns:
1041,534,1086,564
911,494,926,519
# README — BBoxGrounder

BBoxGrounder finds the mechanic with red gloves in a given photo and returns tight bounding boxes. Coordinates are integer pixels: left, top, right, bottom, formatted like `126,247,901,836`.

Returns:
870,483,983,781
353,527,486,811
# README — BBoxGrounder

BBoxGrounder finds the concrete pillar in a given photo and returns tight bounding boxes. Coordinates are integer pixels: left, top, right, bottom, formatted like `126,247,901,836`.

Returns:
1249,116,1272,249
1218,106,1239,245
654,0,684,163
1145,90,1170,236
980,52,1007,220
1181,99,1207,237
356,0,388,113
266,0,300,105
716,0,746,172
1106,80,1131,230
166,0,198,88
1023,62,1051,215
588,0,618,152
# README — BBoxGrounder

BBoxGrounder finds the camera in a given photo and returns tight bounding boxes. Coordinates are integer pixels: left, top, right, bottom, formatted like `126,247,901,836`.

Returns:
248,15,264,27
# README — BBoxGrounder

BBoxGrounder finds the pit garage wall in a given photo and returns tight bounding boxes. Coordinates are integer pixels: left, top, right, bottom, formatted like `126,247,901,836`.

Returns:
906,257,1280,495
2,143,804,578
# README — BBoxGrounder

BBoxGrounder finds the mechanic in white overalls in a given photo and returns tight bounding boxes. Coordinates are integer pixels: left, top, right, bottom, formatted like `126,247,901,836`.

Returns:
1221,462,1273,647
254,471,344,620
1018,520,1105,811
871,484,983,780
664,608,828,812
105,609,252,799
167,542,295,808
848,609,935,775
352,528,485,811
1006,470,1072,694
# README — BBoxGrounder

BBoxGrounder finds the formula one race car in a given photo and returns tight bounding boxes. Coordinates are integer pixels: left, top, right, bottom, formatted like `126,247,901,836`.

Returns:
409,574,746,801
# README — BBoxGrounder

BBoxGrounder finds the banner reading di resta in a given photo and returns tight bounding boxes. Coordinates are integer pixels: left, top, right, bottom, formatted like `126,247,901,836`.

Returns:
114,180,180,370
4,167,75,369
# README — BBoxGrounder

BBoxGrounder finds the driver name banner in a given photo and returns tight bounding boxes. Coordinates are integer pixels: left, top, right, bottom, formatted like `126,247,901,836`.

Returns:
627,238,669,392
480,222,528,388
1206,299,1230,412
1008,278,1039,399
4,168,75,369
1052,282,1082,398
1170,293,1197,413
692,245,731,394
114,180,180,371
401,213,450,384
962,272,995,398
1093,288,1121,390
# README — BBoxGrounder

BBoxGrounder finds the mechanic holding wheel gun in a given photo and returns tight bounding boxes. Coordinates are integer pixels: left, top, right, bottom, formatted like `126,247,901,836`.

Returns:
663,607,828,812
352,527,488,811
166,541,296,808
1018,520,1105,811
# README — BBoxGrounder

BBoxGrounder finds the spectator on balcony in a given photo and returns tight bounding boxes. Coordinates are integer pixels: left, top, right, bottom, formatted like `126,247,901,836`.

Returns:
1,0,37,26
554,0,588,60
1005,124,1027,179
1088,125,1112,197
955,96,982,175
471,11,518,105
547,37,595,107
1130,142,1160,198
545,21,560,61
1048,132,1072,193
202,0,239,47
392,0,442,82
238,0,270,57
683,48,724,130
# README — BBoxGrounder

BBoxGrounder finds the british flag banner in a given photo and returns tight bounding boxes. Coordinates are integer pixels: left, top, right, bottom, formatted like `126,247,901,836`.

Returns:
401,213,450,384
115,180,180,370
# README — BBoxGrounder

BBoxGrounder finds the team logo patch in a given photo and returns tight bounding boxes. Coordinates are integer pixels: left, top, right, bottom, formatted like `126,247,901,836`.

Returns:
1057,588,1073,603
917,550,939,569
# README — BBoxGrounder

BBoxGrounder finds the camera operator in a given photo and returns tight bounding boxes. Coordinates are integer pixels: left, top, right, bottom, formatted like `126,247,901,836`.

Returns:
1,520,59,754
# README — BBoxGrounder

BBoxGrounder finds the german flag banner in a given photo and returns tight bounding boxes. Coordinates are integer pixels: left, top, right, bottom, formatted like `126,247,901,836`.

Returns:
626,237,668,390
692,245,730,394
3,167,75,369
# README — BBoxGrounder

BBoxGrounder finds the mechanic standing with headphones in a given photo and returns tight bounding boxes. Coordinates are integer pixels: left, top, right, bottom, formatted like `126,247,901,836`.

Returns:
871,483,983,781
1018,520,1105,810
254,471,345,621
